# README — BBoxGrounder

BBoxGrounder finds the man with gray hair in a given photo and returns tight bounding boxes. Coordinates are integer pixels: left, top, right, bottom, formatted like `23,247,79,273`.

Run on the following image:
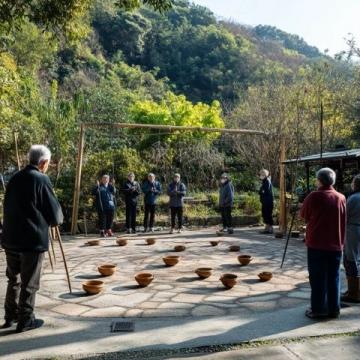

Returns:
300,167,346,320
1,145,63,332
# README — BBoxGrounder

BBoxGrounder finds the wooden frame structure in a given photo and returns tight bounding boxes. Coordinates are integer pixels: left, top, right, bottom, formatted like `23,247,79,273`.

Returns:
70,122,267,234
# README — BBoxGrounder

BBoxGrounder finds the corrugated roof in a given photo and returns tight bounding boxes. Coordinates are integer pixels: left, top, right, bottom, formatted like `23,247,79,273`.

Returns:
284,148,360,164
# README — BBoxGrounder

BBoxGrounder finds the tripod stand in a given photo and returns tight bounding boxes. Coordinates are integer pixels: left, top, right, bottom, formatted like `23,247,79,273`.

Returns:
48,227,72,293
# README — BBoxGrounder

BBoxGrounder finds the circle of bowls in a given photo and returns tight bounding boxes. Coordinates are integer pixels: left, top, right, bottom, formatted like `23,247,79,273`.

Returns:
258,271,273,282
220,274,238,289
238,255,252,266
116,238,128,246
135,273,154,287
195,267,212,279
163,255,180,266
82,280,104,295
98,264,117,276
146,238,156,245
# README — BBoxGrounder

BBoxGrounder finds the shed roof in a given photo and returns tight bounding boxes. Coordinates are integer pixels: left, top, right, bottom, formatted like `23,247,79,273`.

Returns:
284,148,360,164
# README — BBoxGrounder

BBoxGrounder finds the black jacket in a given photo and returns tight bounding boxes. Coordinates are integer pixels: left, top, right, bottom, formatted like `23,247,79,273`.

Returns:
259,177,274,205
1,165,63,252
122,180,141,205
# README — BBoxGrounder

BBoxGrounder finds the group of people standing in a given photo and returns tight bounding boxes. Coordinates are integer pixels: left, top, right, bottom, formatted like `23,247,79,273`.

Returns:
92,169,275,237
93,172,187,236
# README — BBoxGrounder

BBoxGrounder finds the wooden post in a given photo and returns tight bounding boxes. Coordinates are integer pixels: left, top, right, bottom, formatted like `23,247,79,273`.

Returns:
14,132,21,170
70,124,86,235
279,139,287,233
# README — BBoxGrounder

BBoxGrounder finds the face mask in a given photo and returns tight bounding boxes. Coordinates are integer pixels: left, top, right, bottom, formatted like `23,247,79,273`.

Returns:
174,178,180,183
259,175,265,180
220,179,226,184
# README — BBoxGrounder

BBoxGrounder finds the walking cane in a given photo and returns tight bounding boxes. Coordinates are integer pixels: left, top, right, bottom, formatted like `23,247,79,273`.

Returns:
47,250,54,272
53,226,72,293
280,207,297,268
49,228,57,265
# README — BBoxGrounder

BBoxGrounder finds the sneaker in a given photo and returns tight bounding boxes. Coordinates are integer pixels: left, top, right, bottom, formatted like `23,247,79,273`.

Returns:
169,228,174,234
150,227,154,233
100,231,106,238
132,229,137,234
178,228,183,234
106,229,114,237
1,319,15,329
16,318,44,333
126,229,131,234
143,228,148,233
227,228,234,234
305,308,327,320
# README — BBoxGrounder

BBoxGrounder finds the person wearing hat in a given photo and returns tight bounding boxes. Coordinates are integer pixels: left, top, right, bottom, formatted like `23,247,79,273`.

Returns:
122,172,141,234
259,169,274,234
219,173,235,234
167,173,186,234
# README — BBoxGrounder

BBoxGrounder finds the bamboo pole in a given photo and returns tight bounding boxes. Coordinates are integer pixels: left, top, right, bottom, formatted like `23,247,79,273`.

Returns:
279,139,287,233
54,227,72,293
70,124,85,234
14,132,21,170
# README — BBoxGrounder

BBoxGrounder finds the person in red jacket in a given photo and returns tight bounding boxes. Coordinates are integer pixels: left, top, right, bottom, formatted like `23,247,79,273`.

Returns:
300,167,346,319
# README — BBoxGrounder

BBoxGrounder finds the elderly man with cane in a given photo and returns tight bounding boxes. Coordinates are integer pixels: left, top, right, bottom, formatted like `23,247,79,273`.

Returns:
1,145,63,332
300,168,346,319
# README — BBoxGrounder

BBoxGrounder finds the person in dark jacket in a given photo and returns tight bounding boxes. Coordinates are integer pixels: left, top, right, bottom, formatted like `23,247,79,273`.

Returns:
219,173,235,234
1,145,63,332
167,173,187,234
123,172,141,234
300,167,346,320
92,174,116,237
259,169,274,234
342,174,360,303
142,173,162,233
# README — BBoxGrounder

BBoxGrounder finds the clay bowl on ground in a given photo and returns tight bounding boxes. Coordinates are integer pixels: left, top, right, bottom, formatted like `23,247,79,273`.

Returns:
258,271,273,282
238,255,253,266
210,240,220,247
229,245,240,252
174,245,186,252
82,280,104,295
195,267,212,279
116,238,128,246
86,239,101,246
135,273,154,287
274,231,284,239
98,264,117,276
163,256,180,266
146,238,156,245
291,231,300,238
220,274,238,289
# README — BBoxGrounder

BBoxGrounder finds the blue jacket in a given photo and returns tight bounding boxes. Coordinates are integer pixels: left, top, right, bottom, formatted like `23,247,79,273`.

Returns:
167,181,186,207
142,180,162,205
92,184,116,212
259,177,274,205
219,180,235,207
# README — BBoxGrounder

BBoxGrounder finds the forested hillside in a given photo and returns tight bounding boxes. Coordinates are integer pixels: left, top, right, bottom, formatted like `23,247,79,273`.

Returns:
1,0,360,225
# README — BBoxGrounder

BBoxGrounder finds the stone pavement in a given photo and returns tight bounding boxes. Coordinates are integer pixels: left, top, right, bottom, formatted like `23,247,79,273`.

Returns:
0,227,359,360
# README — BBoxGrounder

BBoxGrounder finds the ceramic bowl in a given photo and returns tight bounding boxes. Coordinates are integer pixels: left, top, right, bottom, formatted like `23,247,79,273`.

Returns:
135,273,154,287
116,238,128,246
98,264,117,276
210,240,219,247
195,267,212,279
291,231,300,238
220,274,238,289
82,280,104,295
87,240,100,246
163,256,180,266
258,271,273,282
229,245,240,252
146,238,156,245
274,231,284,239
238,255,253,266
174,245,186,252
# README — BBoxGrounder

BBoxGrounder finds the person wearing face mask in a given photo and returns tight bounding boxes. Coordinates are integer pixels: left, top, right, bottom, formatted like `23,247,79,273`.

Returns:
259,169,274,234
123,172,141,234
1,145,63,332
142,173,162,233
219,173,235,234
300,168,346,319
92,174,116,237
342,174,360,303
167,173,187,234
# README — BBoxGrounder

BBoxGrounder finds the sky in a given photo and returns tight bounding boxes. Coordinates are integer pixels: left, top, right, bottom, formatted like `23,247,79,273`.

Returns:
192,0,360,55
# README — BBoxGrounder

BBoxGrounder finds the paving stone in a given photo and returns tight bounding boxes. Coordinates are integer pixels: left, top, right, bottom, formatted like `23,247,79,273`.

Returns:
52,303,90,316
81,306,127,317
83,292,152,308
172,293,205,303
142,308,190,317
192,305,226,316
124,308,143,317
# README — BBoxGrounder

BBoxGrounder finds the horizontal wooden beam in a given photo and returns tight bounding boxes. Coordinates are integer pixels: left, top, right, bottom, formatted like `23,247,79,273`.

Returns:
82,122,265,135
